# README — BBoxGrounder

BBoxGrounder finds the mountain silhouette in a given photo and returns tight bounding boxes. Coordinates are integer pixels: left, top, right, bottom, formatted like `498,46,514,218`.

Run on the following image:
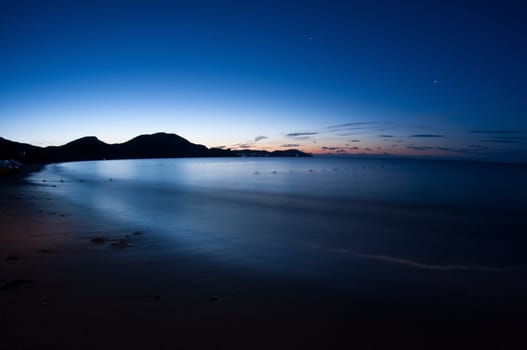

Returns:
0,133,311,163
114,133,210,159
45,136,111,162
0,137,49,163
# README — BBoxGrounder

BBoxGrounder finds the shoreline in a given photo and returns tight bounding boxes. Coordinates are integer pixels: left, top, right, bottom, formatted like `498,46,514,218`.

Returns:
1,166,527,349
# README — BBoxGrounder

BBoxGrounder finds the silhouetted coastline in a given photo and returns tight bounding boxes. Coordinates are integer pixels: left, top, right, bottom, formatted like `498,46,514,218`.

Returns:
0,132,311,165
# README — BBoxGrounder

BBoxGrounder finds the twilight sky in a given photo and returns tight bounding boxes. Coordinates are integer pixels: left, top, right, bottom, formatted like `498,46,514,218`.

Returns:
1,0,526,162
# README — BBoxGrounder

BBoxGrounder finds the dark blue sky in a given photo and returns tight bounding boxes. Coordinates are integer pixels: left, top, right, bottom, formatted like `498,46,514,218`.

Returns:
1,0,526,161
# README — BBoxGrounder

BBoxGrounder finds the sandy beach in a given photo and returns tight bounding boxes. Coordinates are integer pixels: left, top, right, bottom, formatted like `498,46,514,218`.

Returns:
1,167,527,349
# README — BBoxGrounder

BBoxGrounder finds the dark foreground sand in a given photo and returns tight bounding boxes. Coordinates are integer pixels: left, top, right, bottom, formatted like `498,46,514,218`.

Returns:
1,168,526,349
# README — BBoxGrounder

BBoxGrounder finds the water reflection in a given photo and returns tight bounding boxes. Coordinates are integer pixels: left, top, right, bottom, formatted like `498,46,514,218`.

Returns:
30,158,527,280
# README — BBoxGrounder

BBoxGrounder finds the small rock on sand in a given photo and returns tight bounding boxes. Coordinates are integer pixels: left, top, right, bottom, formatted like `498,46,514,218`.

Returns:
112,239,129,249
1,279,32,291
5,255,20,261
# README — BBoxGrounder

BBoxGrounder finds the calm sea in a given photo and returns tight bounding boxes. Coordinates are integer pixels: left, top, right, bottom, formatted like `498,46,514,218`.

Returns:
29,157,527,294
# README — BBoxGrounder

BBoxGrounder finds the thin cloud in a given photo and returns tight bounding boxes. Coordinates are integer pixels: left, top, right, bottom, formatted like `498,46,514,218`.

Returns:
324,121,395,134
336,132,362,136
378,134,394,138
409,134,444,138
350,140,360,142
481,139,519,144
408,146,463,152
287,121,392,140
283,131,318,141
233,143,252,149
280,144,300,148
254,135,268,142
286,132,319,138
326,122,385,130
407,146,435,151
470,130,526,134
407,145,492,156
494,136,527,141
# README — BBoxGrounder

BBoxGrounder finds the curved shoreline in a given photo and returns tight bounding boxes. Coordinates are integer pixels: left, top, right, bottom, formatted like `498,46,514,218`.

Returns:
2,166,527,349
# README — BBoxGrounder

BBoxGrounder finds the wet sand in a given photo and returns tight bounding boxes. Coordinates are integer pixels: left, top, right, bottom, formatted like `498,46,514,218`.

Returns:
1,169,526,349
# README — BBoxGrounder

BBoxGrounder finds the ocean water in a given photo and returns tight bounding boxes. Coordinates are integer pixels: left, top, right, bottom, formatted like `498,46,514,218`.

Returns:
30,157,527,293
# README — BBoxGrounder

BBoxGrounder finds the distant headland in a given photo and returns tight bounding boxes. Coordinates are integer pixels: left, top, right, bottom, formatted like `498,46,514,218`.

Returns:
0,132,312,164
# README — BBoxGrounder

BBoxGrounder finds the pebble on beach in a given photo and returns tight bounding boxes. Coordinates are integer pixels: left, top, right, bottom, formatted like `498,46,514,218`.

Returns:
111,238,129,249
5,255,21,261
1,279,32,291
